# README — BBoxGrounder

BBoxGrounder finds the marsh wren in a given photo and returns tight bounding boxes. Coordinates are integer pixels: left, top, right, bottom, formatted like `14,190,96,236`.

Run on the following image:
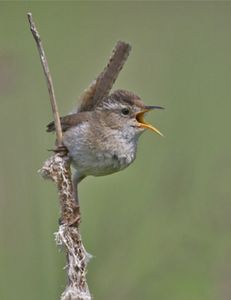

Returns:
47,42,163,203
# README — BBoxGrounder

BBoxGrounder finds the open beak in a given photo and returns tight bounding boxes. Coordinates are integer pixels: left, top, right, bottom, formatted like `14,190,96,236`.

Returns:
136,105,164,136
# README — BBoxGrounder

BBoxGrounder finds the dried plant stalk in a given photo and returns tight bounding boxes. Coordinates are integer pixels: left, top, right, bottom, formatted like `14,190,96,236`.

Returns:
27,13,91,300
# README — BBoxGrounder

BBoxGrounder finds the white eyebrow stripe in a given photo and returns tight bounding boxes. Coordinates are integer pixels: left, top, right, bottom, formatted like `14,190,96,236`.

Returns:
102,100,127,110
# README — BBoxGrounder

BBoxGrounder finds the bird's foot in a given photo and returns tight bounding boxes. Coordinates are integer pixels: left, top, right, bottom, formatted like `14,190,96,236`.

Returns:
48,145,68,156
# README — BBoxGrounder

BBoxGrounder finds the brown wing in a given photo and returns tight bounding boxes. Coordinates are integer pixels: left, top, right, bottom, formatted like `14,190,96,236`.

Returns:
47,112,91,132
77,41,131,112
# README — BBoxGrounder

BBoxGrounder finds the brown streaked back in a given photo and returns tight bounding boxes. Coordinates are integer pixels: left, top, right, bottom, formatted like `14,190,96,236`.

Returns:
47,112,92,132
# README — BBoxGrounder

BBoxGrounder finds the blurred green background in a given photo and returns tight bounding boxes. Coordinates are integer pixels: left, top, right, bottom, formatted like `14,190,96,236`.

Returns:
1,2,231,300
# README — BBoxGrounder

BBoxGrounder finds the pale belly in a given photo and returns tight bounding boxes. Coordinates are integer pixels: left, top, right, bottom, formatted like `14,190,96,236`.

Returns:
69,148,136,176
63,123,139,177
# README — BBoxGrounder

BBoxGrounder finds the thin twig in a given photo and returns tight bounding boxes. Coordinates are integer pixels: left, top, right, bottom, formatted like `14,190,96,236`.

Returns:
27,12,63,147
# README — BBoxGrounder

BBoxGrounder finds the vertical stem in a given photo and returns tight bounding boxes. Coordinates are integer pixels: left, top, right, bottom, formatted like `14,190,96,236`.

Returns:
27,12,63,147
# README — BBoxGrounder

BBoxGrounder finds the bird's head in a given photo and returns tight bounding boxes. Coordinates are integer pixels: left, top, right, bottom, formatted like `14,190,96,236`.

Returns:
97,89,164,137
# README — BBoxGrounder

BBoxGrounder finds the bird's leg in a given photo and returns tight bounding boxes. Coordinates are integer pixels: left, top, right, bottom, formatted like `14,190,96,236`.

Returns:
72,171,86,205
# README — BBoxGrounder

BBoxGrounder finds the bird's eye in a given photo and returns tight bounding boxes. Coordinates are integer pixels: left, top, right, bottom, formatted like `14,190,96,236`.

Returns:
121,108,130,115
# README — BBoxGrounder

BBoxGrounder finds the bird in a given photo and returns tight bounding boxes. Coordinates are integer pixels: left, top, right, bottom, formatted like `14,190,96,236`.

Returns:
47,42,163,204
